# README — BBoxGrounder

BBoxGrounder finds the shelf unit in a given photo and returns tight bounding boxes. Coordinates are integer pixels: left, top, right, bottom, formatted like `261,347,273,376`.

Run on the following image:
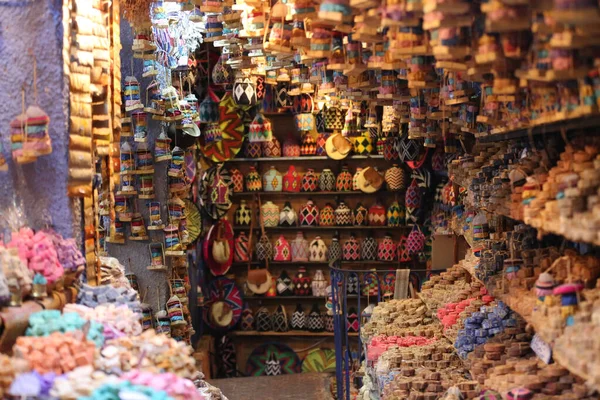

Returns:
232,190,404,197
243,294,368,301
229,330,360,337
227,155,386,163
477,115,600,144
231,261,411,267
232,225,412,232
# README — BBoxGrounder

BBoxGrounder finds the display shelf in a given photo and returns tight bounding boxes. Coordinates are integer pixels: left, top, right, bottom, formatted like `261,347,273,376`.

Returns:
243,294,367,301
232,225,412,232
226,155,386,163
477,115,600,144
229,330,360,337
232,190,404,197
232,261,411,267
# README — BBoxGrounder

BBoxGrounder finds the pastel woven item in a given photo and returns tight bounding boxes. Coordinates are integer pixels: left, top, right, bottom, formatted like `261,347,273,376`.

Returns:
78,381,173,400
49,366,120,399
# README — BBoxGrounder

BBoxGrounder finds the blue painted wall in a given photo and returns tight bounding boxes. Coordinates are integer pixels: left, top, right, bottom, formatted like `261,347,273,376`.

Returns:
0,0,78,240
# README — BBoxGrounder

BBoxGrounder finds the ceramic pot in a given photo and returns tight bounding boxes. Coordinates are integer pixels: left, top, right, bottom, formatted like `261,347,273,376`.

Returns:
290,304,306,330
234,232,250,262
354,203,368,226
343,235,361,261
293,267,312,296
273,235,292,261
283,165,301,192
245,166,262,191
334,201,354,226
378,235,397,261
361,236,377,261
263,166,283,192
387,201,404,227
319,203,335,226
319,169,335,191
255,234,273,261
231,168,244,193
291,231,309,262
277,270,294,296
328,237,342,264
385,164,406,191
336,166,353,192
301,133,317,156
368,202,386,226
244,141,262,158
235,200,252,226
309,236,328,262
279,201,297,226
299,200,319,226
262,137,281,158
301,168,318,192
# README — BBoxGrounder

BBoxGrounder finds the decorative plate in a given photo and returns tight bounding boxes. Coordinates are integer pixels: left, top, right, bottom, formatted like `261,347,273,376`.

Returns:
246,342,301,376
203,276,243,331
203,219,234,276
183,199,202,243
201,93,245,162
200,164,233,220
301,348,336,373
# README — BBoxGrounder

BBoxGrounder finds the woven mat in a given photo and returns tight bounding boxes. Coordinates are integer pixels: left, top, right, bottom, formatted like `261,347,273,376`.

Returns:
209,372,334,400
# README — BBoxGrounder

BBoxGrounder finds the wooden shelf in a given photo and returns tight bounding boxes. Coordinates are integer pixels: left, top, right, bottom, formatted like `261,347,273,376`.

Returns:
233,225,412,232
232,190,404,197
232,261,409,267
243,295,367,301
477,114,600,144
226,155,386,163
229,330,359,337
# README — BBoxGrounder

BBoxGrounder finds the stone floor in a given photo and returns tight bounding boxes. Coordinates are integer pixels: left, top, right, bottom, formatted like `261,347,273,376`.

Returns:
209,373,335,400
